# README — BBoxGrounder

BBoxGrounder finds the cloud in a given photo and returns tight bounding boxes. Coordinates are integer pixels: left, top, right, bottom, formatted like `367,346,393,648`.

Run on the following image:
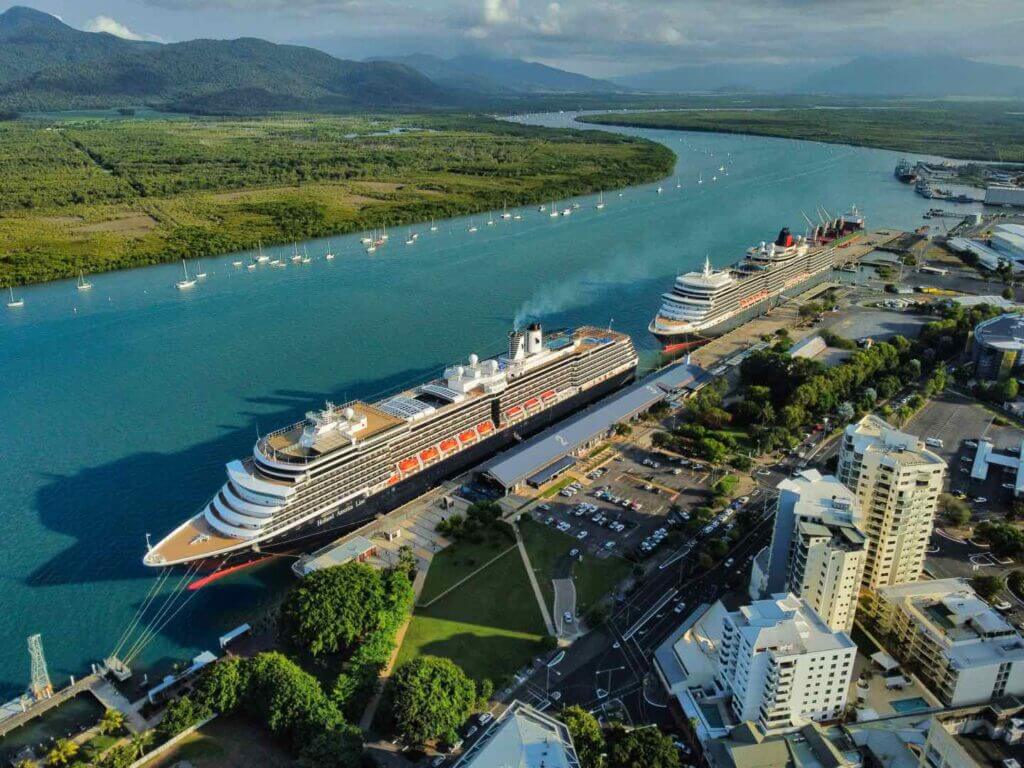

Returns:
84,15,163,41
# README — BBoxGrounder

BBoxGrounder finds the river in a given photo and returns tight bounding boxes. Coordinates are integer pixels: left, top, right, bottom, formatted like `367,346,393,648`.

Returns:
0,111,980,700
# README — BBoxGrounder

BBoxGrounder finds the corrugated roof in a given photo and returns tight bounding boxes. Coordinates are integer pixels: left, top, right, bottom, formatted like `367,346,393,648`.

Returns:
482,363,705,489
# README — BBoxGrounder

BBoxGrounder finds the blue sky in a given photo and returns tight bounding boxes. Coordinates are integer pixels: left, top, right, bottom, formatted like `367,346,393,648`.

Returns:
20,0,1024,76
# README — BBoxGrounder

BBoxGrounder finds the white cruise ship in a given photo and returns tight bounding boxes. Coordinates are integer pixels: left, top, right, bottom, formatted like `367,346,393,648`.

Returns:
649,210,865,351
145,324,637,567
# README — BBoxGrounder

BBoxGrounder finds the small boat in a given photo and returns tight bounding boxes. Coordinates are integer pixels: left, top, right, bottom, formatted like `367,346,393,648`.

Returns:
697,174,703,185
231,260,243,267
718,165,726,172
487,216,495,226
712,175,718,182
571,202,580,210
247,263,256,270
290,244,302,263
325,241,335,260
657,186,663,194
381,225,389,241
561,208,572,216
675,177,682,189
6,286,24,308
405,232,415,245
176,260,196,290
76,271,93,291
513,214,522,221
501,201,512,220
429,219,438,232
411,232,419,240
360,235,373,245
271,259,286,267
366,243,377,253
255,241,270,263
468,220,478,233
549,201,559,218
538,205,546,212
595,191,605,210
194,262,207,279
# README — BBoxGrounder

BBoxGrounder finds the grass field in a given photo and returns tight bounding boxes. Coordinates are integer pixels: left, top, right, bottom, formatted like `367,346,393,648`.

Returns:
416,535,516,606
144,715,291,768
396,538,547,684
0,113,674,286
580,104,1024,163
539,475,578,499
520,519,631,615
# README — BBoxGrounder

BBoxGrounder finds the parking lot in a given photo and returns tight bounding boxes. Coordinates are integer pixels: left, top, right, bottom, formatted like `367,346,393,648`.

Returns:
905,391,1024,518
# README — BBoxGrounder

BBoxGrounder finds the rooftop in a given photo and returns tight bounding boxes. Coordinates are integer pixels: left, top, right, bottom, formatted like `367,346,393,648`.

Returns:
974,313,1024,352
844,415,945,470
733,594,856,657
454,701,580,768
777,469,864,536
482,362,704,489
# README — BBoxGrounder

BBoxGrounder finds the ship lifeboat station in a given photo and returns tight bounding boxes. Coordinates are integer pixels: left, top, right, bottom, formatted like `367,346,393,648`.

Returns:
480,361,705,494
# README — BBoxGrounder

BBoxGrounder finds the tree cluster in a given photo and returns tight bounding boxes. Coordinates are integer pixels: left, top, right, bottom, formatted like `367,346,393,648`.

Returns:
561,707,680,768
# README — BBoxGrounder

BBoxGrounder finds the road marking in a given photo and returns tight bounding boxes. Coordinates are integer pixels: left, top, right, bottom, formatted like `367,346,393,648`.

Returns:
623,588,677,640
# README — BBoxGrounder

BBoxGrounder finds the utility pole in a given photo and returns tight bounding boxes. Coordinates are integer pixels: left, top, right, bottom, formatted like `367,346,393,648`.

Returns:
28,634,53,701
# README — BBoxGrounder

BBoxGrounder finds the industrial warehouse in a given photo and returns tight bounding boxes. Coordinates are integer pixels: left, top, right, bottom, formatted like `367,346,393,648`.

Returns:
480,361,705,493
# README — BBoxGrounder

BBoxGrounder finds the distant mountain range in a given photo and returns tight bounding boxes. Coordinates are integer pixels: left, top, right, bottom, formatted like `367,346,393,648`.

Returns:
0,6,447,113
615,55,1024,98
377,53,627,95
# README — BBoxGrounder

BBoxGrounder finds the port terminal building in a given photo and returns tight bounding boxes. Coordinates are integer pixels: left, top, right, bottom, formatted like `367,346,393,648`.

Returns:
971,313,1024,381
480,362,704,493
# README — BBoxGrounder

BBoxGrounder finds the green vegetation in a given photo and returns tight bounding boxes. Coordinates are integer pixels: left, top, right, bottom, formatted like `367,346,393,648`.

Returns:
975,521,1024,558
580,104,1024,162
389,656,477,746
396,535,547,684
607,725,681,768
939,493,972,527
1009,571,1024,599
972,574,1006,601
520,518,630,616
0,114,673,286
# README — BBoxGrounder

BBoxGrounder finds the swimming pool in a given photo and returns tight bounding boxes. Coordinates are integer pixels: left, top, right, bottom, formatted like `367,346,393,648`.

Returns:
891,696,931,713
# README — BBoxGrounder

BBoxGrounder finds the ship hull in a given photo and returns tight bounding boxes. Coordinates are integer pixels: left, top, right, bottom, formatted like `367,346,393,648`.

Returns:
190,368,635,565
651,266,840,351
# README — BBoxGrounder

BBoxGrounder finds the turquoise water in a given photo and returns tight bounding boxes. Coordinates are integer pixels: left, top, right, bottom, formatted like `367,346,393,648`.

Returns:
0,112,978,699
891,696,932,713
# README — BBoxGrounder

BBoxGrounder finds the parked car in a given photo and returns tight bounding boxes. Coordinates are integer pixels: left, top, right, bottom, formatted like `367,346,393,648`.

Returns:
478,712,493,725
563,611,574,623
577,530,588,540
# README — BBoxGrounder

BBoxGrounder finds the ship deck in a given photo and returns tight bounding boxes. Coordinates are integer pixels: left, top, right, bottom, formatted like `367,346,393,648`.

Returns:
265,401,405,459
146,514,249,565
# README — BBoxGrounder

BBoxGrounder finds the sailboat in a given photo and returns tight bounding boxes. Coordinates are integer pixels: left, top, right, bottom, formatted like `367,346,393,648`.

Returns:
325,241,335,260
301,247,311,264
718,165,726,172
501,200,512,220
538,204,547,212
77,271,93,291
255,241,270,263
291,243,302,263
697,173,704,185
549,201,559,218
176,260,196,290
657,186,663,194
429,219,438,232
468,220,479,233
247,262,257,270
360,234,373,246
231,260,243,267
194,261,207,279
675,177,682,189
487,214,495,226
406,229,415,245
712,175,718,182
6,286,24,308
595,191,606,210
381,224,389,241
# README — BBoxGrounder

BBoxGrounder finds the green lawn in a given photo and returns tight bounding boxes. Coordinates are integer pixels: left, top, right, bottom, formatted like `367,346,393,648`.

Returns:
520,519,631,615
396,542,547,684
539,475,577,499
416,535,516,606
145,715,291,768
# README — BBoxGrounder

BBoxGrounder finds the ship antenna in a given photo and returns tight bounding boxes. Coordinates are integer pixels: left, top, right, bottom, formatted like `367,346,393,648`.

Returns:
608,317,614,330
145,533,152,552
703,255,712,276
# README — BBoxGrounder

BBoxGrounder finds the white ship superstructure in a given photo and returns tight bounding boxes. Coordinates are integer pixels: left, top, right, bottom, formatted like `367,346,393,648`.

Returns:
649,210,864,350
145,324,637,566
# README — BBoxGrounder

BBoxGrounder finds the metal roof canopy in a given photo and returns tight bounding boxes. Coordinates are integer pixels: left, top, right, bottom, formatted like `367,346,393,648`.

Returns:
483,363,705,490
527,455,577,488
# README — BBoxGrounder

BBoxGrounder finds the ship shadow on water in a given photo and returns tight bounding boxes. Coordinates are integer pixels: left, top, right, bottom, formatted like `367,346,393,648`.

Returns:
27,364,440,589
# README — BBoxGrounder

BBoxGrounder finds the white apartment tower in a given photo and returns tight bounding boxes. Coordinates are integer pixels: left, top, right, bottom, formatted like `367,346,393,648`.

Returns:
766,470,867,633
837,415,946,589
715,594,857,733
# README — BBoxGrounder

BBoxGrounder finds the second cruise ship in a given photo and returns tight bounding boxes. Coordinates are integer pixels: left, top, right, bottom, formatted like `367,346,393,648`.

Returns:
649,210,865,352
145,324,637,567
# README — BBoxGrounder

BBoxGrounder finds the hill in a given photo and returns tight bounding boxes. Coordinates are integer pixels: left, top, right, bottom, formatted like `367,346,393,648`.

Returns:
611,62,807,93
798,55,1024,97
0,6,449,112
381,53,625,95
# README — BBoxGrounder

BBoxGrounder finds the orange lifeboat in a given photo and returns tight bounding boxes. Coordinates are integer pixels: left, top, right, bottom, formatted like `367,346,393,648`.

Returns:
440,438,459,453
459,429,477,443
398,457,419,473
524,397,540,409
387,474,400,486
541,390,556,400
420,447,439,463
476,421,494,435
507,405,524,418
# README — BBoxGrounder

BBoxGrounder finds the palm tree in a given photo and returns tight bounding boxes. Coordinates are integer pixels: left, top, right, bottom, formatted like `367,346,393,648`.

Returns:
45,738,79,767
14,759,39,768
128,731,154,760
98,708,125,736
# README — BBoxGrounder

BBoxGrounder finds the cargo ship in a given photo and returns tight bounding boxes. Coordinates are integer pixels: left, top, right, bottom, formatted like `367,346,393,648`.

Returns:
648,210,865,352
894,159,917,183
144,324,637,567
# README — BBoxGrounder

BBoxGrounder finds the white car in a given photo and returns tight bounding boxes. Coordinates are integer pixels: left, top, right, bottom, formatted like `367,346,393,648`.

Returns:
674,602,687,614
478,712,493,725
563,611,574,623
577,530,588,540
974,497,988,504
